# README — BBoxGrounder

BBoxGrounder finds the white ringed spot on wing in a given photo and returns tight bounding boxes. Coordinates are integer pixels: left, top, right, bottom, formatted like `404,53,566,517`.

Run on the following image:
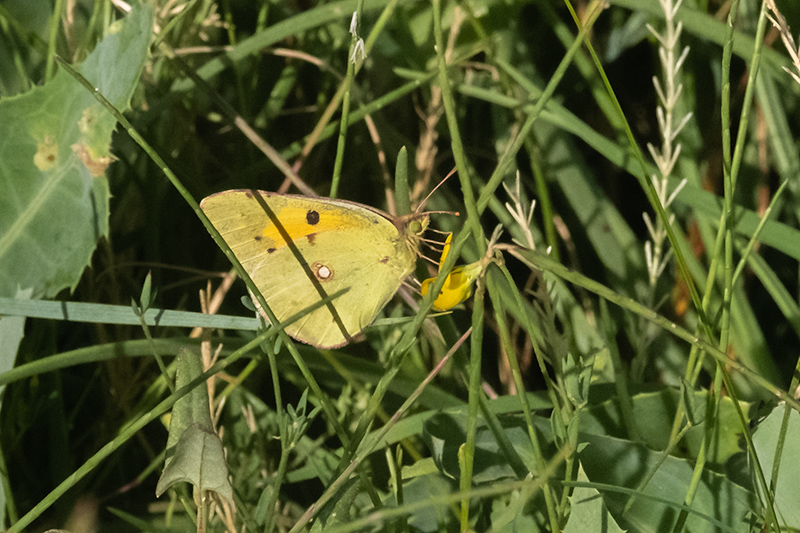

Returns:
313,263,333,281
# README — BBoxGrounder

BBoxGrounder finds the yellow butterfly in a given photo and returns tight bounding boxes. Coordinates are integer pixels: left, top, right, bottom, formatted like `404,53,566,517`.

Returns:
201,190,428,348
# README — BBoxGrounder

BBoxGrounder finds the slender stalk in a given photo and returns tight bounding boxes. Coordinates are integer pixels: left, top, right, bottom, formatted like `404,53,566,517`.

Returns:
460,276,485,531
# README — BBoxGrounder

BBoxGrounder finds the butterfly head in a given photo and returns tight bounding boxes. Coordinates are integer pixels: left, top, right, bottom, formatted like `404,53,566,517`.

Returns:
397,213,429,249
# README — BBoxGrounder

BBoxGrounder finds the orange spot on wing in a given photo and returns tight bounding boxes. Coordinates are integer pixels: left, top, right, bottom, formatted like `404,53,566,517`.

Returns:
261,206,345,249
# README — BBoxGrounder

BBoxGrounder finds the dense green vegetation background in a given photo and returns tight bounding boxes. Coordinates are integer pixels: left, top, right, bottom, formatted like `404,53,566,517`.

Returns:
1,0,800,531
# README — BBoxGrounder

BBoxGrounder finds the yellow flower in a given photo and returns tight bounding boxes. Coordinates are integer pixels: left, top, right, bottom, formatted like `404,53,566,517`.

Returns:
420,234,481,311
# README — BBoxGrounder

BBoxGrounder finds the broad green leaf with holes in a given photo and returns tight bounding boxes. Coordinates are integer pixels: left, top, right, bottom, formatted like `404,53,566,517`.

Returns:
0,4,153,299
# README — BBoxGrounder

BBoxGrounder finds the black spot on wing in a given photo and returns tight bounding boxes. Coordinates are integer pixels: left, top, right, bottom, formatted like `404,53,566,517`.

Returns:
307,233,317,245
306,210,320,225
254,234,276,254
380,256,389,264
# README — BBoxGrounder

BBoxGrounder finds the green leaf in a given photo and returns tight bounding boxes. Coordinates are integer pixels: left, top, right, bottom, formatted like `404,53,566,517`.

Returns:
309,478,360,533
161,350,213,467
382,473,455,533
0,4,152,299
490,484,542,532
155,422,233,504
138,270,156,312
563,464,625,533
580,388,747,465
580,433,754,532
0,289,31,398
680,379,706,427
423,411,549,483
752,405,800,528
155,350,233,505
394,146,411,216
0,297,260,330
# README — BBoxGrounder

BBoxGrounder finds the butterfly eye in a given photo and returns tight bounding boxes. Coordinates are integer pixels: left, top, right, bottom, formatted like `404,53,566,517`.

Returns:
406,215,429,236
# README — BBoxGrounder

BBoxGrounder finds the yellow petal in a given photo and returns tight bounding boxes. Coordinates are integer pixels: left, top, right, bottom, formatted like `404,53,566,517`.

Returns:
439,232,453,270
421,262,480,311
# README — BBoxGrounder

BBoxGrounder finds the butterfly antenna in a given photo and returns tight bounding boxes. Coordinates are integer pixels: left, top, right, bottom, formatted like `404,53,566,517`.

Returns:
424,209,460,217
416,167,458,213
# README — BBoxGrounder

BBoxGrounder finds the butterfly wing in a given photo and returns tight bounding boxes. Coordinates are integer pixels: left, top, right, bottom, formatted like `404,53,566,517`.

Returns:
201,190,421,348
